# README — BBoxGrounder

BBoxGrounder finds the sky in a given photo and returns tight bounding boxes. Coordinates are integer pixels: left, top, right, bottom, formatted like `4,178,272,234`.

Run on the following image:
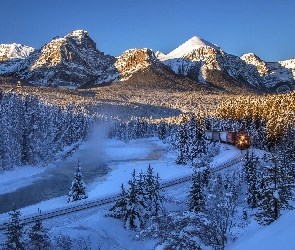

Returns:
1,0,294,62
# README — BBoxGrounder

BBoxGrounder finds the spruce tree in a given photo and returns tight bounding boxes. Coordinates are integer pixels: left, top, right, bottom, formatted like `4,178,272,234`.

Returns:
243,151,260,209
192,116,207,165
255,164,280,225
187,114,199,164
188,171,205,213
67,160,88,203
109,167,164,230
108,184,128,219
175,123,189,165
200,173,238,250
125,170,145,230
158,122,167,141
145,165,164,217
256,146,294,225
3,205,25,250
28,209,51,250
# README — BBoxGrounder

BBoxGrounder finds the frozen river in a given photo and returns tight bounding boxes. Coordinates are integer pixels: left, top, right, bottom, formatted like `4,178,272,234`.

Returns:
0,137,165,214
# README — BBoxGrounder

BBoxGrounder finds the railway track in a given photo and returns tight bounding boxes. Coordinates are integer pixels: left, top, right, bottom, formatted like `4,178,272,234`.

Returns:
0,151,245,230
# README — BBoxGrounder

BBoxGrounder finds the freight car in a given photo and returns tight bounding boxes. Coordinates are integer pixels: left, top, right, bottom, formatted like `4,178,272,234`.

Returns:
205,130,250,150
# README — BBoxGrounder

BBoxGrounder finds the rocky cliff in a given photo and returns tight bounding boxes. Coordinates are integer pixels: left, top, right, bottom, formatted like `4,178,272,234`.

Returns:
0,30,294,93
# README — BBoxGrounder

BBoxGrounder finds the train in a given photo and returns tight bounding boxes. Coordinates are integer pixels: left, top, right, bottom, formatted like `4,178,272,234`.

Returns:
205,130,250,150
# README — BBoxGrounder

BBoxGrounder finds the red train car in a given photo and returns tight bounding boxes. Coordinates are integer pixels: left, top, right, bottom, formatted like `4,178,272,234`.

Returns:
205,130,250,150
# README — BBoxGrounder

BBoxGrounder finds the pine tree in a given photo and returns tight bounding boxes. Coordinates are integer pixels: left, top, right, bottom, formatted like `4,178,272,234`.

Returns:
28,209,51,250
255,164,280,225
202,162,210,187
109,168,164,230
125,170,145,230
3,205,25,250
187,115,207,165
243,151,260,209
153,173,165,217
175,123,189,165
199,174,238,250
135,170,149,220
158,122,167,141
255,146,294,225
108,184,128,219
145,165,164,217
188,171,205,213
67,160,88,203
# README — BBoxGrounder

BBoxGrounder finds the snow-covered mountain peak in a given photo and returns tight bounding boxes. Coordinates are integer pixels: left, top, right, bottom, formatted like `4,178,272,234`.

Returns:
0,43,34,60
241,53,269,76
157,36,220,61
183,36,219,50
114,48,161,81
66,30,89,39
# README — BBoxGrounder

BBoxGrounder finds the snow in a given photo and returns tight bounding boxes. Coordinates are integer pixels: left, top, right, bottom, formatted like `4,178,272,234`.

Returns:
158,36,220,61
211,144,240,167
0,165,48,195
227,209,295,250
0,138,238,218
0,43,34,59
2,136,288,249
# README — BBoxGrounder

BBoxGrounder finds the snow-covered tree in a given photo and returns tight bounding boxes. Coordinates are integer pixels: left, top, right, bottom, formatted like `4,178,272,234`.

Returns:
175,123,189,165
256,146,294,225
67,160,88,203
187,115,207,165
125,170,146,230
243,151,260,209
27,209,51,250
188,170,205,213
109,166,164,230
3,205,25,250
138,212,202,250
145,165,165,217
197,173,239,250
108,184,128,219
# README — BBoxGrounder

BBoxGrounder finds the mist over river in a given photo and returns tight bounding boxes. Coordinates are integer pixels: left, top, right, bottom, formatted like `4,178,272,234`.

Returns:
0,130,165,214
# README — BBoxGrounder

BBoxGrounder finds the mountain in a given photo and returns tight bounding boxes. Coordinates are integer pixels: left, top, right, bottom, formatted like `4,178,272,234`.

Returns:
0,43,34,61
156,36,220,61
157,37,295,92
0,30,118,88
241,53,295,92
0,30,294,93
156,39,264,91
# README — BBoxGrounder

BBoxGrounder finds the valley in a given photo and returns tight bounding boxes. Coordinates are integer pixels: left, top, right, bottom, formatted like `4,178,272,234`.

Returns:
0,28,294,250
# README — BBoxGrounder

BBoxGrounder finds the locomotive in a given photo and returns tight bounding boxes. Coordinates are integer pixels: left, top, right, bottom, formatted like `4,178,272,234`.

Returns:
205,130,250,150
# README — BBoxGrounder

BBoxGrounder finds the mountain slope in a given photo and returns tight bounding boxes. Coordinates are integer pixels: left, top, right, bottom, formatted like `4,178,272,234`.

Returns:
0,31,294,92
158,37,295,92
158,41,263,91
241,53,295,92
156,36,220,61
0,43,34,61
1,30,118,88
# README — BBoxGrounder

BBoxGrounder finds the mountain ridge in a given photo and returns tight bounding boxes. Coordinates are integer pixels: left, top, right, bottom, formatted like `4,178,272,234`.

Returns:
0,30,294,93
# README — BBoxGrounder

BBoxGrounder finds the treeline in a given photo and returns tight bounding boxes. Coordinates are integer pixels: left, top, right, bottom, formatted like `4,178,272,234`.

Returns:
138,132,295,249
215,90,295,142
1,206,92,250
0,90,93,170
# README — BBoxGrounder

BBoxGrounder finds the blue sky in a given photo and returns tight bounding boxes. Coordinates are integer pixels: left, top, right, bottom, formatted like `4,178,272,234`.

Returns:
1,0,294,61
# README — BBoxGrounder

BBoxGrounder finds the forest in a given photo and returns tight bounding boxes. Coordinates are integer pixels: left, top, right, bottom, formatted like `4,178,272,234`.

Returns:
0,84,294,249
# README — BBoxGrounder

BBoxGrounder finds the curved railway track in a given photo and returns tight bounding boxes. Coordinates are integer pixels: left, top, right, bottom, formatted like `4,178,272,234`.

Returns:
0,151,246,230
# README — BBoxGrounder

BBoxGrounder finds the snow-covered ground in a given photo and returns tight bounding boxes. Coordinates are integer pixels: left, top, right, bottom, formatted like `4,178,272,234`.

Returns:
0,137,239,219
227,209,295,250
1,137,291,249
